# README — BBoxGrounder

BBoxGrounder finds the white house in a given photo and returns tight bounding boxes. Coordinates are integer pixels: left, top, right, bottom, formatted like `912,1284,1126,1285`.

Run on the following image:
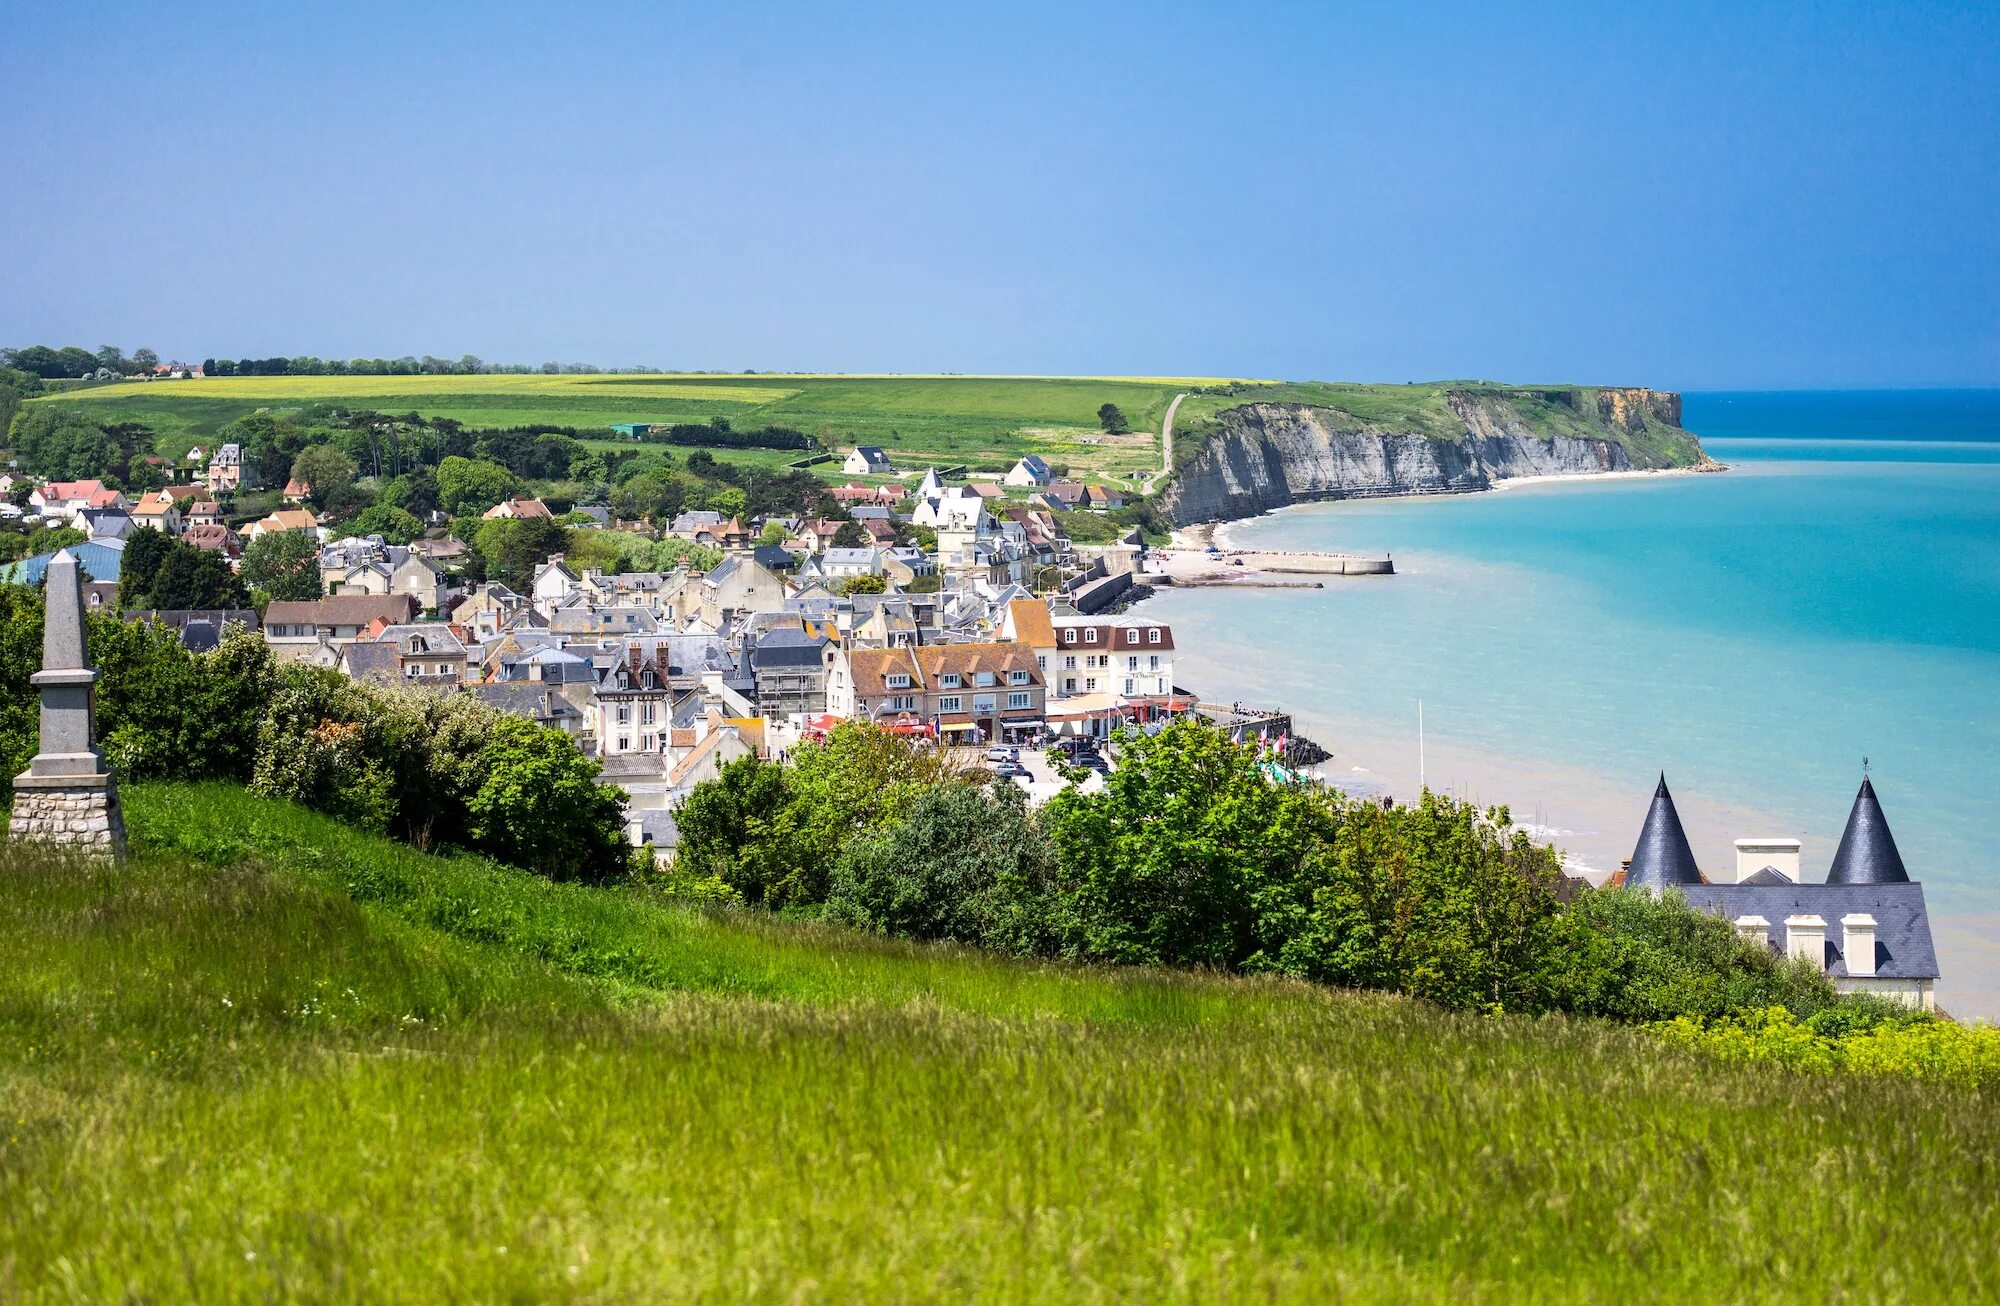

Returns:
1003,454,1052,487
843,446,894,476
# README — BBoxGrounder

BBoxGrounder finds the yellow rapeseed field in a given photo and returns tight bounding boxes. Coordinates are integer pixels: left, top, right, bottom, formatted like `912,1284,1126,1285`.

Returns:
43,374,804,405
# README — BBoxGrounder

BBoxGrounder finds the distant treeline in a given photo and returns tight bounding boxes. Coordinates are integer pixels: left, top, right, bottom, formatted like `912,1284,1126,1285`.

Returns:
201,356,634,377
3,345,163,380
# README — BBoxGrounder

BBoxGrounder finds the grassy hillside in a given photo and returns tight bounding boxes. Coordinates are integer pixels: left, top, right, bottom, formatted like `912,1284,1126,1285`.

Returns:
35,374,1235,484
0,783,1993,1301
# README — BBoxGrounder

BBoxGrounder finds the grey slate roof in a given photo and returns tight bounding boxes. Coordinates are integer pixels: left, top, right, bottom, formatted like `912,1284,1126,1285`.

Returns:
1626,775,1702,889
1676,882,1940,980
471,683,586,722
749,627,829,671
1826,776,1911,885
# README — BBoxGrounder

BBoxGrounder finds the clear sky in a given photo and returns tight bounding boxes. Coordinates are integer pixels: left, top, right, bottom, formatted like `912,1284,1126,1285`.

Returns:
3,1,1995,388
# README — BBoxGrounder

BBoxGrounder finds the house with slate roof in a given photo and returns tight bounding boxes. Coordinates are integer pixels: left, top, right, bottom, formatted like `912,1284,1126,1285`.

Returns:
1620,774,1940,1010
842,446,894,476
746,626,831,716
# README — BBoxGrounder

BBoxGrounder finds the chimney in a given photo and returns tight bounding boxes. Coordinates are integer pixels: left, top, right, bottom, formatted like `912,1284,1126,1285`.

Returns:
1731,838,1801,883
1784,914,1827,970
1733,915,1771,950
1842,913,1878,978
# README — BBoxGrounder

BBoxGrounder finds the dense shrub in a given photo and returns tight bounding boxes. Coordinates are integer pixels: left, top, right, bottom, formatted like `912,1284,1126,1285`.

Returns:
678,724,966,909
1554,887,1837,1021
1264,790,1575,1014
826,781,1056,950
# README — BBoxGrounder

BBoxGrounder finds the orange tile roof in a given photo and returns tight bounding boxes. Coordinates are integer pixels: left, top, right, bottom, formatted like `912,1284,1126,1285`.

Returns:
1007,598,1055,648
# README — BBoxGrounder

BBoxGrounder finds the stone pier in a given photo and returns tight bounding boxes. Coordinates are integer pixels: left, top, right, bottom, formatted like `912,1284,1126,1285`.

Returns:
8,548,126,860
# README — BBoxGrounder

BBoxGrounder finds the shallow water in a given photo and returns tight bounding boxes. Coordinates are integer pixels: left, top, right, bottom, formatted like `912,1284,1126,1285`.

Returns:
1140,390,2000,1016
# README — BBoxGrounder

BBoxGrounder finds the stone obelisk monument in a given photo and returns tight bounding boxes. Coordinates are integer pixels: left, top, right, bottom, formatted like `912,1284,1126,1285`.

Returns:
9,549,126,858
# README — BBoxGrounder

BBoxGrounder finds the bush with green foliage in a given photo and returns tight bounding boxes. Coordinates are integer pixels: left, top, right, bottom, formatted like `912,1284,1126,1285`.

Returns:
676,724,965,908
826,781,1057,951
1552,885,1838,1021
466,716,628,881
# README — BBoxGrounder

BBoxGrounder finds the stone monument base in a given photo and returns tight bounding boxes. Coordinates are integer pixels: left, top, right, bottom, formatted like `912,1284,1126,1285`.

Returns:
9,770,127,860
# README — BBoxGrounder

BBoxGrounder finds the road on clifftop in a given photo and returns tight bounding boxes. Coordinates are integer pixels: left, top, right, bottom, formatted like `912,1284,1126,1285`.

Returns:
1161,391,1188,476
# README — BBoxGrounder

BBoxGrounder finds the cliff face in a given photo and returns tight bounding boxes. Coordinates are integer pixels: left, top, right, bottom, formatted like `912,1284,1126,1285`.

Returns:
1161,387,1704,526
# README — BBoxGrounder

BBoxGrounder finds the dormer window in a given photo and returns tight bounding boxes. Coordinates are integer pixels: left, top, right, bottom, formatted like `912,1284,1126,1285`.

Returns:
1062,629,1076,645
1085,629,1098,643
1009,669,1029,684
974,671,996,687
1148,628,1162,644
886,673,911,689
941,672,963,689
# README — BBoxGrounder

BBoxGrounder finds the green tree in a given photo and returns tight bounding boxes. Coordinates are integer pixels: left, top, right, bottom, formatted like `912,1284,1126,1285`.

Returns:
344,505,424,544
836,574,886,596
473,516,569,589
144,543,249,610
288,444,357,508
9,407,117,480
1037,719,1335,967
670,754,801,905
1267,789,1572,1012
1097,403,1129,434
831,519,868,548
377,466,440,517
240,530,324,601
467,716,629,882
224,413,311,490
435,455,519,516
117,527,177,608
758,520,788,547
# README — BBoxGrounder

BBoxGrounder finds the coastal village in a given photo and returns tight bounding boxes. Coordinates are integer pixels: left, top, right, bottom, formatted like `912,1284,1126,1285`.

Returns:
0,433,1943,1007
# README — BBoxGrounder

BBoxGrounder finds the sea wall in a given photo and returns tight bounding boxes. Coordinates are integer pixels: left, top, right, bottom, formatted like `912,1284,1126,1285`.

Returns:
1161,389,1704,526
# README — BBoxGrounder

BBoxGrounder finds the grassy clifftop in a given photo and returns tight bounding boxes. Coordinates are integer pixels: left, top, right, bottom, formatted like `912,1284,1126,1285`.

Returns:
0,782,1991,1300
1168,381,1708,473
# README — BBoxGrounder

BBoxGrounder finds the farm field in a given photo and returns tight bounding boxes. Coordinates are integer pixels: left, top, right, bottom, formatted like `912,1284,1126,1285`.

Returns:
34,374,1255,483
0,781,1994,1302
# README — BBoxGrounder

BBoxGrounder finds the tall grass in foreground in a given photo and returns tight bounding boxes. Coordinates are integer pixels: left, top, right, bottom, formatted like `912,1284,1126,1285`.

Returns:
0,785,1993,1300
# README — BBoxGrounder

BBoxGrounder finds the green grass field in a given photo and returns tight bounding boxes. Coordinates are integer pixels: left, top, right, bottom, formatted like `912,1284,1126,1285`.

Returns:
0,782,1993,1301
36,374,1235,483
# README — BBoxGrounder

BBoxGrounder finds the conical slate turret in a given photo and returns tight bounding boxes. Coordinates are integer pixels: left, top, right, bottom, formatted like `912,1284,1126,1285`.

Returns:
1627,774,1702,888
1825,775,1910,885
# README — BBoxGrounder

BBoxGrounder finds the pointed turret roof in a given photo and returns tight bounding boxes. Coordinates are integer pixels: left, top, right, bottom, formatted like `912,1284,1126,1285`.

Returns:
1627,774,1702,889
1825,776,1910,885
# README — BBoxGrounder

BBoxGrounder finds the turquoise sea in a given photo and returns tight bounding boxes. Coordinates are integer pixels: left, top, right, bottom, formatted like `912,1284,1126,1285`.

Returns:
1139,391,2000,1017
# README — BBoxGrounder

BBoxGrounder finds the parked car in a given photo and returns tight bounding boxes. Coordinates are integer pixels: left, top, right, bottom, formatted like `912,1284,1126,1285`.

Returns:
993,762,1031,779
985,746,1019,764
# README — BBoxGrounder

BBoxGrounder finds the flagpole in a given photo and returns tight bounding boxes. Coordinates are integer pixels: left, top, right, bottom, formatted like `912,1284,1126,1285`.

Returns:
1418,699,1425,792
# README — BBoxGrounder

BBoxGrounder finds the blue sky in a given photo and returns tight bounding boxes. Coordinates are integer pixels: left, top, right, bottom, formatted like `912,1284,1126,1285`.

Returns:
2,1,1995,387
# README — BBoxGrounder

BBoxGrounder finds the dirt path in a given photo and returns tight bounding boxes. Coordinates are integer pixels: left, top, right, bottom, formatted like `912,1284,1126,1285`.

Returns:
1160,391,1188,475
